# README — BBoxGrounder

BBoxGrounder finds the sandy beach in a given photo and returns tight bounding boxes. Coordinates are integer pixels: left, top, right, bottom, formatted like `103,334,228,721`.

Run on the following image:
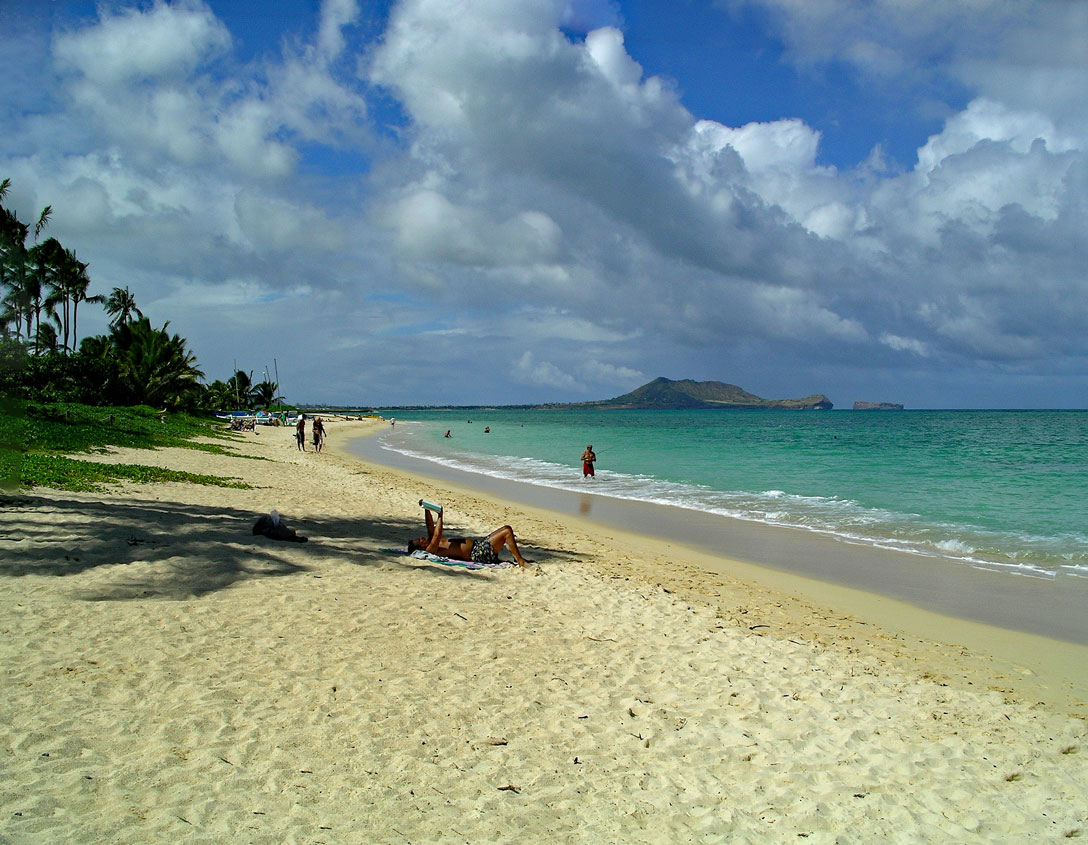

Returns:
2,417,1086,843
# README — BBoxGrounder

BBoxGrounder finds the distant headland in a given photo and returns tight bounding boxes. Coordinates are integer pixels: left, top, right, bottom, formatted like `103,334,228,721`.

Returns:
852,401,904,410
535,377,834,411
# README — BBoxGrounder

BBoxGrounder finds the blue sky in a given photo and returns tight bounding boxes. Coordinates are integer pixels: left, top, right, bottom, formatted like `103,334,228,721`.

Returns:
2,0,1086,407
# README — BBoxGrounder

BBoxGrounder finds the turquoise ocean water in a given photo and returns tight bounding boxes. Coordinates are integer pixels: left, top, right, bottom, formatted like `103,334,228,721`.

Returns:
372,409,1087,580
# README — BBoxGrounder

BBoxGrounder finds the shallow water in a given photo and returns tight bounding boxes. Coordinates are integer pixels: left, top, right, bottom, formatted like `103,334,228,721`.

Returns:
370,409,1088,580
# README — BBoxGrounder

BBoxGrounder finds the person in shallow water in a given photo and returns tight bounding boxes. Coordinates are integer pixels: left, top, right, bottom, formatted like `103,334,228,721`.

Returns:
581,444,596,479
407,504,532,567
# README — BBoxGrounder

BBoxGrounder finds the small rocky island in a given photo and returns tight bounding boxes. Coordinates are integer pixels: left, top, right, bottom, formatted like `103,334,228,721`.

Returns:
541,377,834,410
853,401,904,410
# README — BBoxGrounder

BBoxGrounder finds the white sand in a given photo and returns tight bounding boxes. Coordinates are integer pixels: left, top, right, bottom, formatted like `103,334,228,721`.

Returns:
2,418,1086,843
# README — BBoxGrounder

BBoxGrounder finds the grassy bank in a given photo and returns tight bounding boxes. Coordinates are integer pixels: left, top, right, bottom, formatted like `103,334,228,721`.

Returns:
1,401,252,492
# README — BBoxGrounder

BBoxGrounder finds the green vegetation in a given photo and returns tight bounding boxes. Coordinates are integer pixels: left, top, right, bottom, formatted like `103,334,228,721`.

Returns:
21,402,231,454
18,452,249,493
1,177,289,414
0,178,292,492
2,402,251,492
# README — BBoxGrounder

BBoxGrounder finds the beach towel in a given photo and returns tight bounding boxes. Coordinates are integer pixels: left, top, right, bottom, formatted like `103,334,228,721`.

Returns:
381,548,512,570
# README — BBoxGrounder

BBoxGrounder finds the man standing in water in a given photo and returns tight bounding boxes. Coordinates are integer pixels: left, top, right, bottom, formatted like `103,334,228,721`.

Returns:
581,444,596,479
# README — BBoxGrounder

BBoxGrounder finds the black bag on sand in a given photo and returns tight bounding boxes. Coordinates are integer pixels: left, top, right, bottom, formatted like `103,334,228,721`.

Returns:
252,510,308,542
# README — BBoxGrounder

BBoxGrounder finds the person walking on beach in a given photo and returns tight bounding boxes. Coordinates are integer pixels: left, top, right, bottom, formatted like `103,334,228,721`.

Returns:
312,417,326,452
295,413,307,451
581,444,596,479
408,502,533,567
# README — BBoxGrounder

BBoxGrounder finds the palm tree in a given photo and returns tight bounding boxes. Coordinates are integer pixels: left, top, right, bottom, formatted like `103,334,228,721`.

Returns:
40,239,83,354
43,252,71,352
251,379,285,409
201,379,236,412
78,333,111,359
227,369,255,408
46,248,102,352
71,266,104,353
24,240,55,355
0,203,31,342
35,319,60,353
0,247,30,341
18,211,57,354
0,201,28,253
0,301,14,339
1,181,52,346
111,317,205,410
105,286,142,329
34,206,51,239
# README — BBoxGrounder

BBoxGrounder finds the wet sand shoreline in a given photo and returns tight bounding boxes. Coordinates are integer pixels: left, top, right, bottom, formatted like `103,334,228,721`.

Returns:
346,429,1088,646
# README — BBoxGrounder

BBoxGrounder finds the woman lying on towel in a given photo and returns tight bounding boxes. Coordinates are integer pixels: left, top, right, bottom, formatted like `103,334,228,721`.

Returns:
408,504,532,568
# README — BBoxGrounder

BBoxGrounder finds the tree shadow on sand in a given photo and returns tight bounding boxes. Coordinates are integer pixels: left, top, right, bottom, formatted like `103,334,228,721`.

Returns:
0,494,576,600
